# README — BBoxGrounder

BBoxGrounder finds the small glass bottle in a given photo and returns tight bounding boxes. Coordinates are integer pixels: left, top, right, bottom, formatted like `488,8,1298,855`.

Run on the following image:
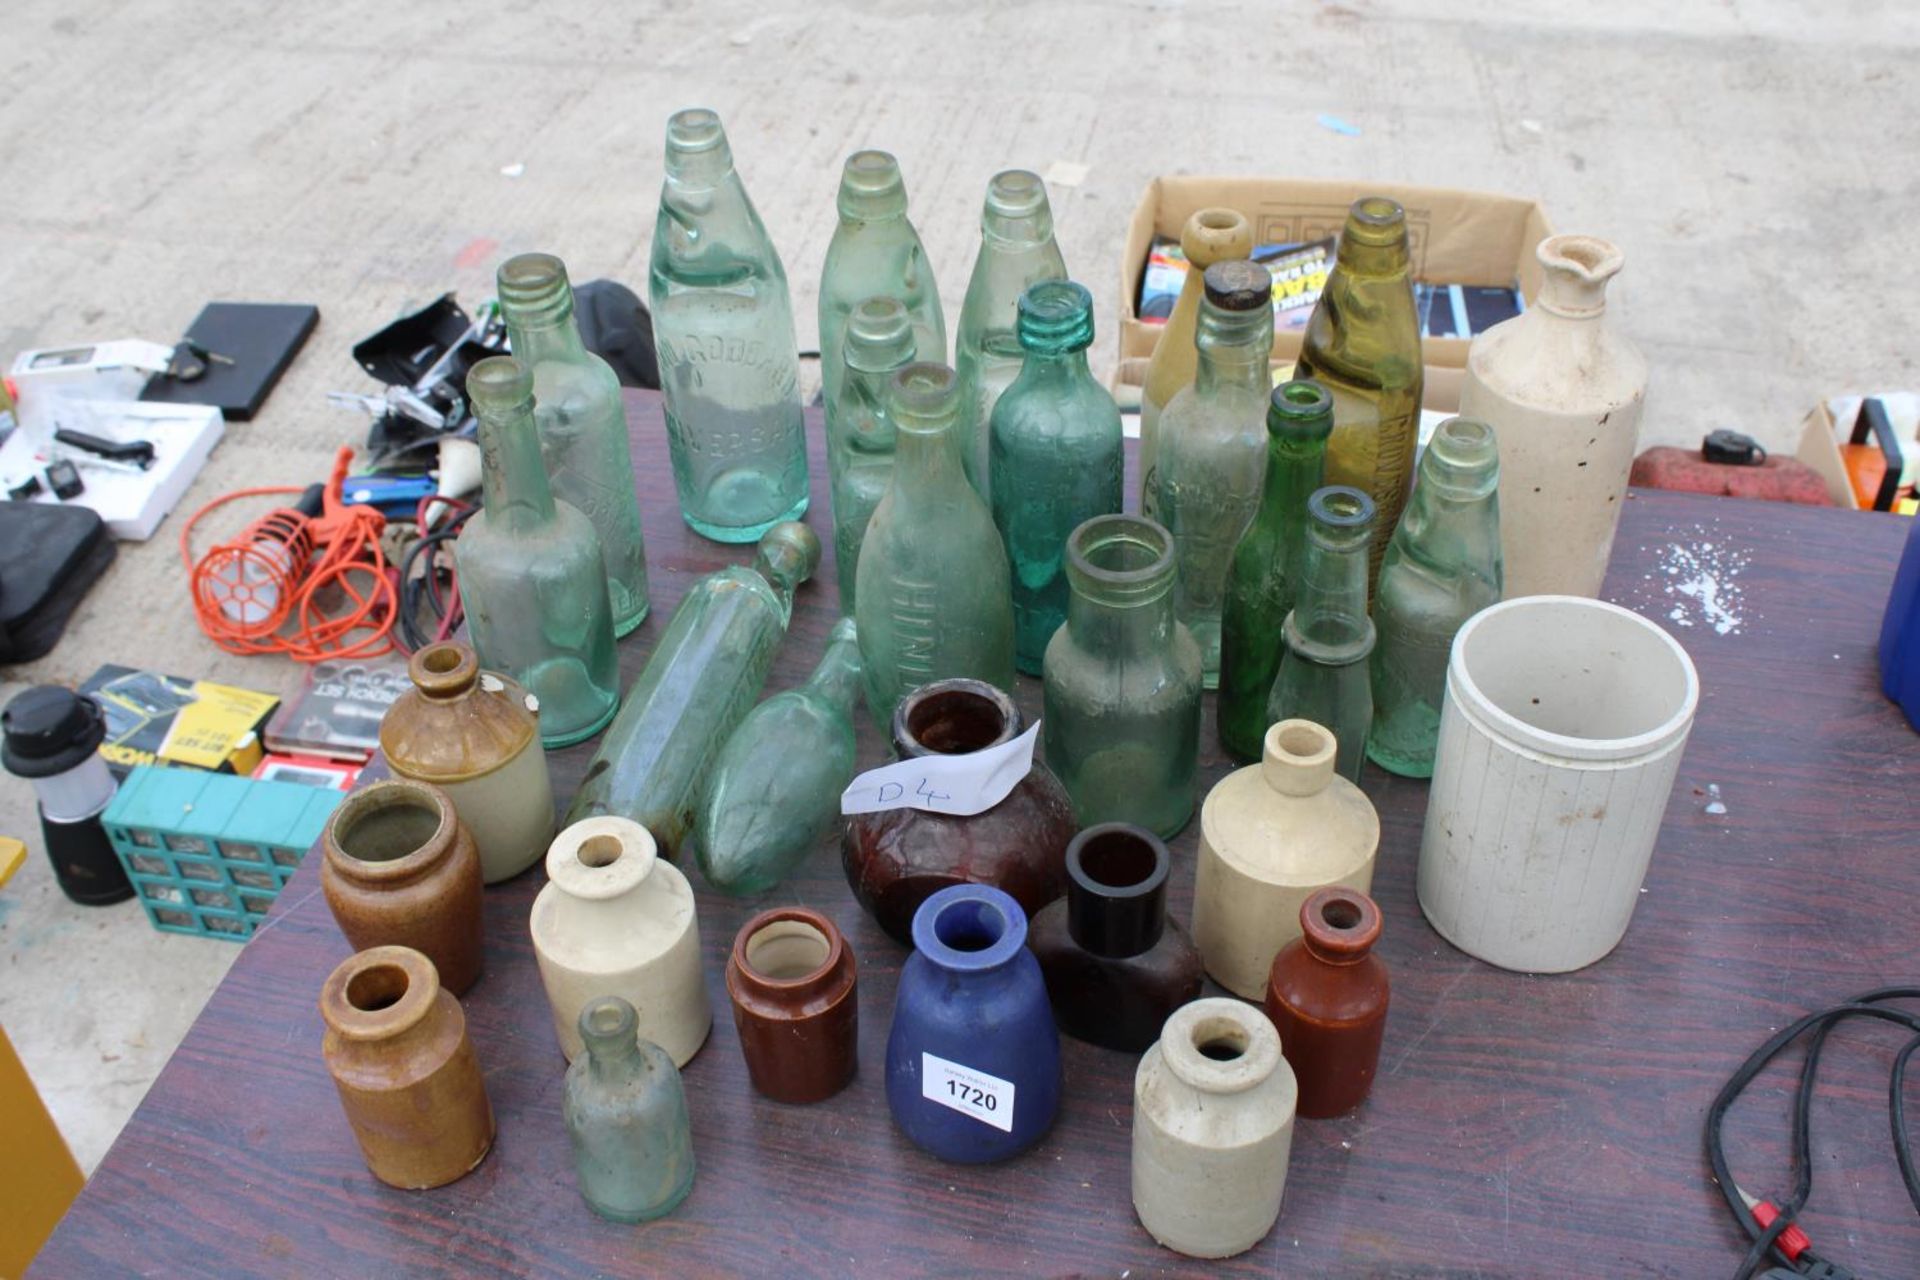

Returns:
954,170,1068,497
1042,516,1202,838
497,252,650,636
854,363,1015,724
1153,260,1278,688
818,151,944,411
825,297,915,610
648,107,809,542
1216,380,1335,763
455,356,619,748
990,280,1124,674
563,996,695,1223
1368,417,1503,777
564,522,821,853
1265,487,1377,783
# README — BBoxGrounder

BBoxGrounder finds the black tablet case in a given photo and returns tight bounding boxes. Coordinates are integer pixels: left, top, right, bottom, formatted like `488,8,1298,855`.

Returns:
140,302,319,421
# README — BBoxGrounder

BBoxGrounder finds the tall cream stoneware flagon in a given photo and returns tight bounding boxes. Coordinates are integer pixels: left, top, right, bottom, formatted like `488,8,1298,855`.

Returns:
1459,234,1646,599
530,816,711,1066
1190,720,1379,999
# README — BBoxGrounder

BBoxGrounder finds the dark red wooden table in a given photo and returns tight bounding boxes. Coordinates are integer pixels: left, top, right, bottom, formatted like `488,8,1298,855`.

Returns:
36,393,1920,1278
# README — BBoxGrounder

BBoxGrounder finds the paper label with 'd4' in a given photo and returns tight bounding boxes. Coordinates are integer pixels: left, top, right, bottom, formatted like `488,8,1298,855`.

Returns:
921,1052,1015,1132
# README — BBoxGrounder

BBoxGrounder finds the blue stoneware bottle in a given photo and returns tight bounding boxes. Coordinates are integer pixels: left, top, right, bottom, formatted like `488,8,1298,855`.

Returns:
885,884,1061,1163
1879,512,1920,732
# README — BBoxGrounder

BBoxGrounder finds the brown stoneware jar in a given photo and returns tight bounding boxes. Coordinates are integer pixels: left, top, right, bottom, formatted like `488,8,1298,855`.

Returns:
319,944,495,1189
843,678,1075,945
724,907,859,1104
1262,886,1390,1118
321,779,485,996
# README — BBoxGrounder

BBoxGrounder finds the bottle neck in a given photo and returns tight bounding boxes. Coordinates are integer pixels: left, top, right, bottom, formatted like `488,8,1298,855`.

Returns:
1289,524,1374,658
1017,348,1092,387
1260,430,1331,524
1064,517,1178,656
1066,576,1175,653
504,294,588,366
476,400,556,528
585,1033,645,1085
891,416,967,495
801,625,864,715
1194,306,1273,395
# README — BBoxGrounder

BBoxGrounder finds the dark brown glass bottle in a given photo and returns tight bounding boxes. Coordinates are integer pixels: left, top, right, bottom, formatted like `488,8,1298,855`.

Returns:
724,906,858,1104
1262,886,1389,1117
1026,823,1203,1053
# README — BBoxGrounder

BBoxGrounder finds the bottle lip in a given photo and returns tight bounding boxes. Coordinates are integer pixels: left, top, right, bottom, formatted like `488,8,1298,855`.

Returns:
466,355,534,416
1016,280,1095,353
408,641,480,699
666,107,726,153
320,945,440,1043
837,149,906,215
1201,260,1273,312
323,779,457,885
1180,207,1253,264
1260,719,1338,798
1064,515,1176,604
544,815,656,901
1309,485,1375,530
1422,417,1501,494
984,169,1048,220
1343,195,1408,246
910,884,1029,973
1157,998,1286,1097
1296,886,1383,962
1067,822,1169,905
727,906,853,1002
577,994,641,1055
887,361,960,428
845,296,915,371
1267,379,1335,439
495,252,572,317
891,679,1020,760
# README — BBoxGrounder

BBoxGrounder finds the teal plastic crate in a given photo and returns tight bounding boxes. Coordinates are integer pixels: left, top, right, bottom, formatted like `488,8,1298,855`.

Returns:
102,765,342,940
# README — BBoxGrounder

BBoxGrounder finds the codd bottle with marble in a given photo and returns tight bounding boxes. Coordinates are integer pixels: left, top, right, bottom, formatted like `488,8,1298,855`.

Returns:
818,150,943,410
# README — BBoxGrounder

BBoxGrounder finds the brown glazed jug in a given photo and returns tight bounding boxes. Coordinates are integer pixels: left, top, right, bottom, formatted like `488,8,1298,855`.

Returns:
319,944,495,1189
321,779,485,996
725,906,858,1104
1263,886,1390,1118
843,678,1076,946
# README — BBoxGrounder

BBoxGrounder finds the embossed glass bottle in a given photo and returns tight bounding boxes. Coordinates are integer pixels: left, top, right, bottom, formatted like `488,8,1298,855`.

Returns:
1152,261,1278,688
990,281,1124,674
1265,487,1377,783
855,363,1016,724
954,170,1068,497
649,107,809,542
563,997,695,1223
1217,380,1334,762
456,356,619,748
825,297,915,611
1368,418,1503,777
819,151,944,411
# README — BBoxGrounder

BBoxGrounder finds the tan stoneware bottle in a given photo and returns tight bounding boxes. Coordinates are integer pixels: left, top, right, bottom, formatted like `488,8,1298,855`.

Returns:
319,944,495,1190
321,779,485,996
1264,886,1390,1118
725,906,859,1104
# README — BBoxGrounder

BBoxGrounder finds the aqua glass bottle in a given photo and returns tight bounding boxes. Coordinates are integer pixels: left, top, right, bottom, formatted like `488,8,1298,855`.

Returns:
1368,417,1503,777
1265,486,1377,783
1217,380,1335,762
497,252,650,637
1152,260,1278,689
456,356,619,748
955,170,1068,497
825,297,915,611
1042,516,1203,839
563,997,694,1223
693,617,862,895
855,363,1016,724
649,107,809,542
989,281,1124,675
819,151,944,411
565,522,821,854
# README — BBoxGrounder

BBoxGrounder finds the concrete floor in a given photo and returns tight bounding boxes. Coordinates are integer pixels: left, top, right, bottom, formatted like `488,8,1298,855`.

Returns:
2,0,1914,1176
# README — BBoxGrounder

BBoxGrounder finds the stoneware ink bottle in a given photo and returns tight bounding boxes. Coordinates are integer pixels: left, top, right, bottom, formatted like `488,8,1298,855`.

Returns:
1263,886,1390,1118
725,906,859,1104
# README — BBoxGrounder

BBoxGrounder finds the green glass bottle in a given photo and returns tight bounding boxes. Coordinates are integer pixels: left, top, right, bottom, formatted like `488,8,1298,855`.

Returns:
854,362,1016,724
1368,417,1503,777
1217,380,1335,763
819,151,944,411
693,617,862,895
649,107,809,543
989,281,1124,675
1152,260,1277,689
565,522,821,854
497,252,651,637
1293,196,1424,592
954,170,1068,497
825,297,915,611
1265,486,1377,783
1042,516,1203,839
456,356,619,748
564,997,694,1223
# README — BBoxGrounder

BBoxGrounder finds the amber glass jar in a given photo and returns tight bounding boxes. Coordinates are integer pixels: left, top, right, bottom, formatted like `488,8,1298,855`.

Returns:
725,907,858,1103
1263,886,1390,1117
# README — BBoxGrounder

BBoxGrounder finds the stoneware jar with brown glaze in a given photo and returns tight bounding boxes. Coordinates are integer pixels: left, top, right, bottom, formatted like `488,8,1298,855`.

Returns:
725,906,858,1104
322,779,485,996
1264,886,1390,1118
380,640,555,884
1190,719,1378,999
843,678,1076,946
319,944,495,1190
530,815,711,1066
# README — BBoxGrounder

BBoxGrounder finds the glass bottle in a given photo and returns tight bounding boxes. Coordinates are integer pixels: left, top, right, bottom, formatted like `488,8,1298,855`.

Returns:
1293,196,1424,592
1368,417,1503,777
825,297,915,610
563,997,695,1223
564,522,821,853
1216,380,1335,763
1152,260,1277,688
954,170,1068,497
648,107,808,542
1265,487,1377,783
456,356,619,748
854,363,1015,724
990,280,1124,674
1042,516,1202,839
818,151,944,411
693,617,863,895
497,252,650,636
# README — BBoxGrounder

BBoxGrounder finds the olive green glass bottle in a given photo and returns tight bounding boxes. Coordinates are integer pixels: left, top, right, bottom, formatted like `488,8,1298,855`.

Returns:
819,151,944,411
1265,486,1377,783
825,297,916,611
